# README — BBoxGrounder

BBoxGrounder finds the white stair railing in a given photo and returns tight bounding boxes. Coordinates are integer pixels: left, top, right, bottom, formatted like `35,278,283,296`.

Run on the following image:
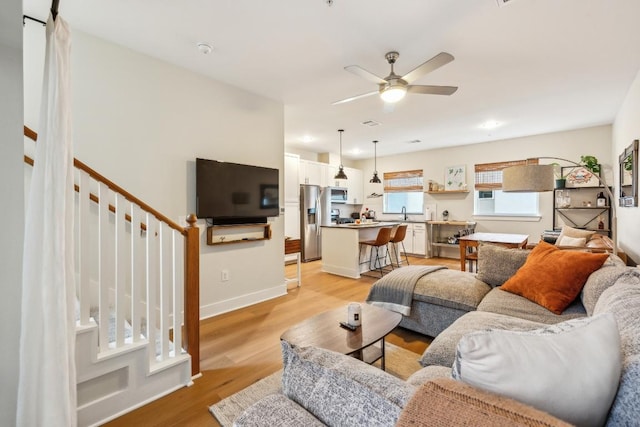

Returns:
75,169,189,369
24,125,200,376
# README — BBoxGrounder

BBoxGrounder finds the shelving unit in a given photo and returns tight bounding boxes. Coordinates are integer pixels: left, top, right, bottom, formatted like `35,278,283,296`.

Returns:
427,220,476,258
552,187,612,236
207,223,272,245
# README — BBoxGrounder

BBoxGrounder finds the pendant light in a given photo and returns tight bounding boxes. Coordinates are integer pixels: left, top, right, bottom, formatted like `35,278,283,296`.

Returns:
334,129,348,180
370,140,381,183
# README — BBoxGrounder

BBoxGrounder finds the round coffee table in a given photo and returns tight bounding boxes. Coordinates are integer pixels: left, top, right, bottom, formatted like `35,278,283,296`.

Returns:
280,304,402,370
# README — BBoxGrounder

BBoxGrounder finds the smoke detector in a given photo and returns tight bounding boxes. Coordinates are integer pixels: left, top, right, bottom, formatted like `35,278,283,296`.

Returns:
197,42,213,54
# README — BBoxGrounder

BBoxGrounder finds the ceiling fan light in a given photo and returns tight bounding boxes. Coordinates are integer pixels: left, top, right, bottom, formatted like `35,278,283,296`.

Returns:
380,86,407,103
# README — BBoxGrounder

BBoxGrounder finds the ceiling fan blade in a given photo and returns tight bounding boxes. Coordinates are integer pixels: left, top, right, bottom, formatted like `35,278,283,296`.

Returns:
344,65,387,85
407,85,458,96
332,91,379,105
401,52,455,84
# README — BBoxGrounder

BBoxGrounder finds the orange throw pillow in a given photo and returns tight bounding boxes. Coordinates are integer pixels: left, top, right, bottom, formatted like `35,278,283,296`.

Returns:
501,241,609,314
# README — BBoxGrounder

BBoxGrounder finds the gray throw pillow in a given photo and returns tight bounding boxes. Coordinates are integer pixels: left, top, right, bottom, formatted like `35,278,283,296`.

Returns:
476,243,530,287
280,340,415,426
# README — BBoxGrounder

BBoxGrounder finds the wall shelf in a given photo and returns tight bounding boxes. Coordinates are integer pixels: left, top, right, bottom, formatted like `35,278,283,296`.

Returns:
426,190,469,194
207,223,272,245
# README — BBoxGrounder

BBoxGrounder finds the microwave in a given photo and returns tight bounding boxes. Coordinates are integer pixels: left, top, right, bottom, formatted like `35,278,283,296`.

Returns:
329,187,348,204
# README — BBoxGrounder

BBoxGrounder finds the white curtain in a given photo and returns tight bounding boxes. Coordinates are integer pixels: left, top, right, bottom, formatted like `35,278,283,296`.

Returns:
17,15,77,427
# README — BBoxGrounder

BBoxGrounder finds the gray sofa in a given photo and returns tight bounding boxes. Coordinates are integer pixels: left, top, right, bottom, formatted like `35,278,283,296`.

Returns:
234,249,640,426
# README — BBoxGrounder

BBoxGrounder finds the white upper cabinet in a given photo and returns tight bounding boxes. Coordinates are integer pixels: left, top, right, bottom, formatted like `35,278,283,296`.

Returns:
284,153,300,203
344,167,363,205
291,156,363,205
299,159,323,186
323,164,340,188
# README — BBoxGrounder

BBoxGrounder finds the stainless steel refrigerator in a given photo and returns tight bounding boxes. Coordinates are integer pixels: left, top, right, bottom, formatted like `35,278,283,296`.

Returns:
300,184,331,262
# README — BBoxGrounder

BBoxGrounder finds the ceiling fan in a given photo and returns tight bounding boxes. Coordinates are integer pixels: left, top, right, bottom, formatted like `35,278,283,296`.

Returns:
333,51,458,105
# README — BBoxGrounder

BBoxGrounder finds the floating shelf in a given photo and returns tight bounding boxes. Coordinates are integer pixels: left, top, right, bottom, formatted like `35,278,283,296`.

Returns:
207,223,271,245
426,190,469,194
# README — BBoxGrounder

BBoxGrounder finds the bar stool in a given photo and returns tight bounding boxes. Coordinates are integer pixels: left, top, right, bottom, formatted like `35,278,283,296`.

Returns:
359,227,393,278
388,224,410,268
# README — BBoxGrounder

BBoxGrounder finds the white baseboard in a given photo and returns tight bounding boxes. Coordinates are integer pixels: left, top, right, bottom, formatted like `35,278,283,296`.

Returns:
200,284,287,319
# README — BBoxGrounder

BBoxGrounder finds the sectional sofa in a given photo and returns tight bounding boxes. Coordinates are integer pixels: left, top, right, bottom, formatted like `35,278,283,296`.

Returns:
234,241,640,426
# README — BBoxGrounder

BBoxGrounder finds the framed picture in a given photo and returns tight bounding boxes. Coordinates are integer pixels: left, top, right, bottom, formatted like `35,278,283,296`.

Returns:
445,165,466,191
562,166,600,188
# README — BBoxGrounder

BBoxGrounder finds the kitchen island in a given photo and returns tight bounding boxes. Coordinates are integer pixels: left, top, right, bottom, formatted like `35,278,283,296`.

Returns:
321,222,399,279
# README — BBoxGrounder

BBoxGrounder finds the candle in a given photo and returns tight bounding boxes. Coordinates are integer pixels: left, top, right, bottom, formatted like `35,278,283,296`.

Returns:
347,303,362,326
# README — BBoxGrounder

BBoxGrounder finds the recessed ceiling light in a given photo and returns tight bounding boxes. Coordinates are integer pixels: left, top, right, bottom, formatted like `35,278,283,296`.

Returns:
197,42,213,54
478,120,503,130
300,135,313,143
351,148,362,155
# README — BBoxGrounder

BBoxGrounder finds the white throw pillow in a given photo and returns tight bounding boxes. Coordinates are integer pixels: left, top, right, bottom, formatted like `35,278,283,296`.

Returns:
557,235,587,247
452,313,621,427
555,225,595,246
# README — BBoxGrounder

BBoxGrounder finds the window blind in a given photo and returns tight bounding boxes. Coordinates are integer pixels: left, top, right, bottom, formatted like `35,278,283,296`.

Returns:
383,170,424,193
474,159,538,190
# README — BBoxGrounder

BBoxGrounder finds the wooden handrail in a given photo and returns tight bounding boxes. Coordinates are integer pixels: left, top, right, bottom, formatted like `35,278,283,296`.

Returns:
25,154,148,232
184,214,200,376
23,126,185,235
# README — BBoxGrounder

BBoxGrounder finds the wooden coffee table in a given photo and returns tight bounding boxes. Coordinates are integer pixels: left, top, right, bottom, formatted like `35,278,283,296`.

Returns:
280,304,402,370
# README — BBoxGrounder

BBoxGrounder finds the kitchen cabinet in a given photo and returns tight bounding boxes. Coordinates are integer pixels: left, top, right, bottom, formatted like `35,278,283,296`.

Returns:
323,164,340,187
344,167,364,205
284,153,300,203
299,159,323,186
284,202,300,239
293,158,363,204
402,223,427,256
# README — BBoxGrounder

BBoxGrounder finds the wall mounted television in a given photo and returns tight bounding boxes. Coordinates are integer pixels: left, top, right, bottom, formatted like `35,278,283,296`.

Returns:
196,158,279,225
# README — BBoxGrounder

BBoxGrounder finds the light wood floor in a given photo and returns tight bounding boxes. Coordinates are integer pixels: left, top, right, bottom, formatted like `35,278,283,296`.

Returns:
104,256,459,427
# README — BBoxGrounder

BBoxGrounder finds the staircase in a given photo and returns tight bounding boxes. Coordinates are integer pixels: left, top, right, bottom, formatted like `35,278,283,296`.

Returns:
24,126,200,426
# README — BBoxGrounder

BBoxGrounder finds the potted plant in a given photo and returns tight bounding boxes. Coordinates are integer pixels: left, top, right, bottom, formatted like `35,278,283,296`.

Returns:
553,155,600,189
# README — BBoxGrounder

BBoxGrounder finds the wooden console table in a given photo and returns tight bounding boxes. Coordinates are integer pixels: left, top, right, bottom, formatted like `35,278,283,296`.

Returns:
458,232,529,272
285,238,301,287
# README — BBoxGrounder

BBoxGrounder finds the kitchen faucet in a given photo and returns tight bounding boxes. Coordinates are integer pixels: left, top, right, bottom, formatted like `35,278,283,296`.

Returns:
401,206,407,221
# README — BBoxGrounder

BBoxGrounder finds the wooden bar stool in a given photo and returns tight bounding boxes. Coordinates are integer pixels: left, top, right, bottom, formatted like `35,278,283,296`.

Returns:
388,224,410,268
359,227,393,278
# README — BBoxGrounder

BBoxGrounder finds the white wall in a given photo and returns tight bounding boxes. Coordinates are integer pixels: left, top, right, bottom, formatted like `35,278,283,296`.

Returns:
356,125,613,256
23,29,286,318
0,0,23,423
613,68,640,264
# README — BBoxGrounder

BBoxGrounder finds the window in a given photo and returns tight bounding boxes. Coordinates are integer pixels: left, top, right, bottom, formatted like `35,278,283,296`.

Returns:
474,160,539,216
383,170,424,214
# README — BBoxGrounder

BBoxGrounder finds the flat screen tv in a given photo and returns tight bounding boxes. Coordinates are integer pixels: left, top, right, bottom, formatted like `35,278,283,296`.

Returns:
196,158,279,224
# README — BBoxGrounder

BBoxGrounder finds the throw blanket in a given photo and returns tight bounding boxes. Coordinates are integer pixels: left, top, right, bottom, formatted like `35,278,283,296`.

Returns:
366,265,447,316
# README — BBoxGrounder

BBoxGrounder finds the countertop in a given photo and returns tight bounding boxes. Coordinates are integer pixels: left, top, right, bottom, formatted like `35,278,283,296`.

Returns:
380,219,428,224
321,221,399,229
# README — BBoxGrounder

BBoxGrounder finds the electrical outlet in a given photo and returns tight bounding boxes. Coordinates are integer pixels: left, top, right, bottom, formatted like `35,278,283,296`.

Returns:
221,269,230,282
